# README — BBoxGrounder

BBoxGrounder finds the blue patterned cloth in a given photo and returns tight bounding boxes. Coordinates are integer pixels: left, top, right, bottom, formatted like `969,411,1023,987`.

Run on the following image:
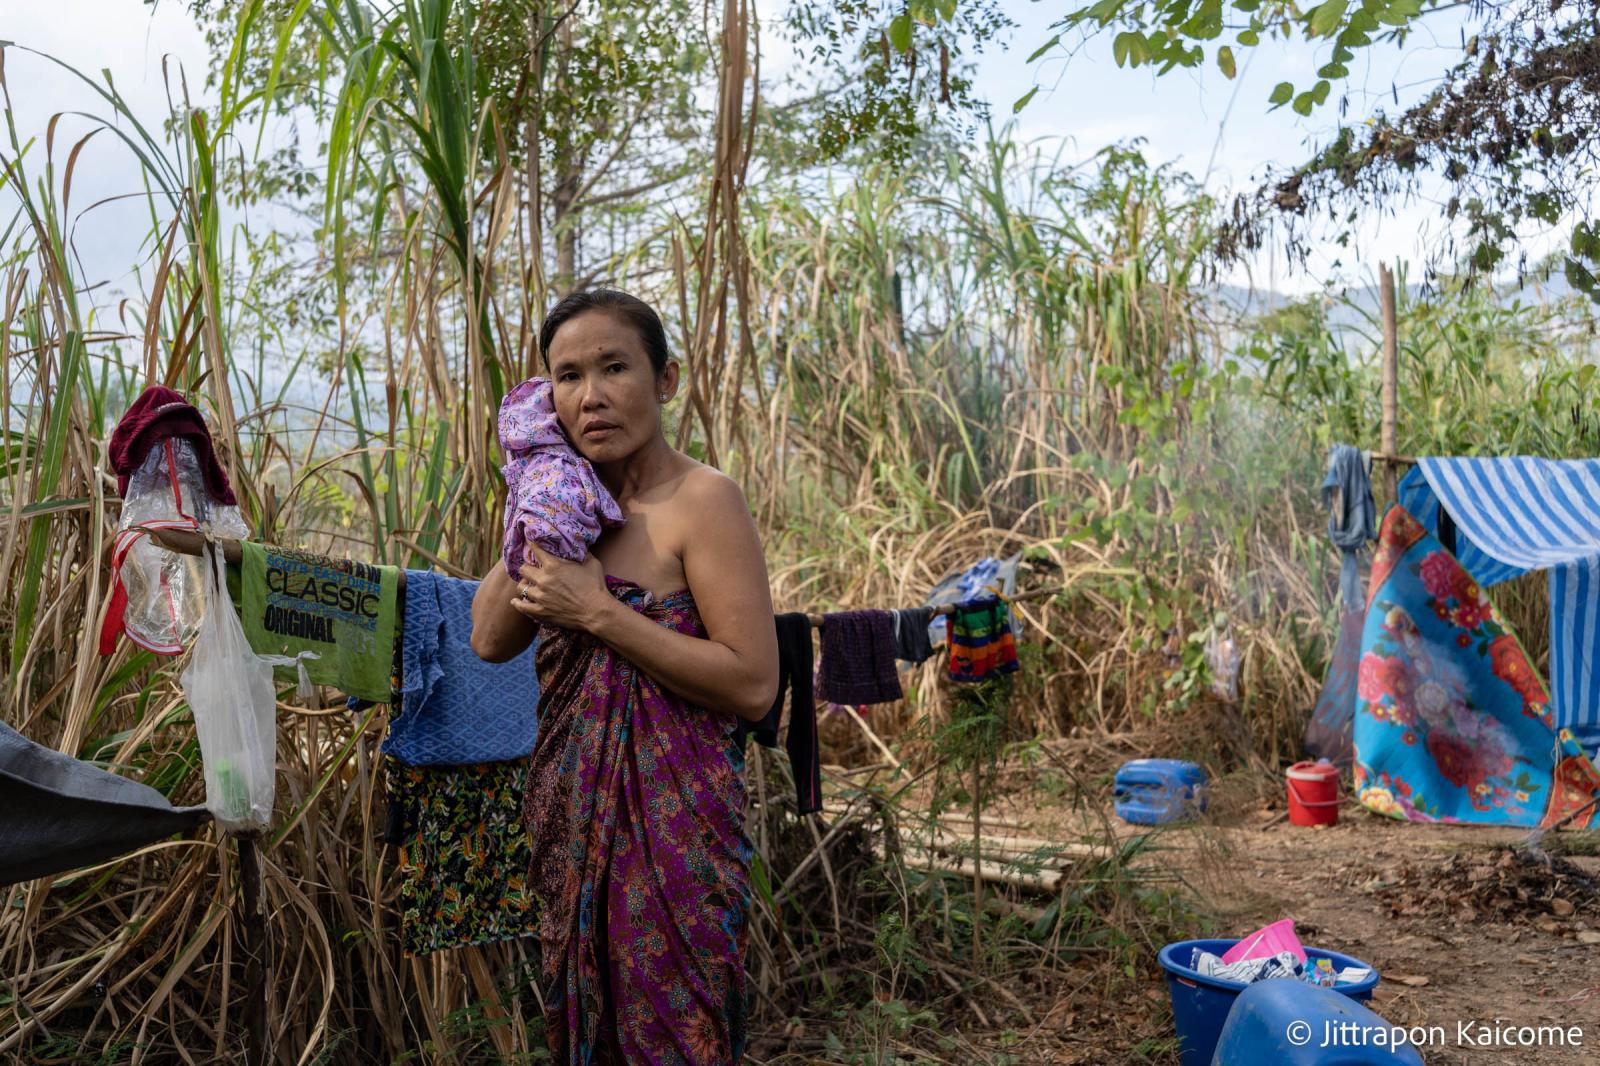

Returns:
380,571,539,766
1353,506,1600,827
1399,458,1600,756
923,552,1023,647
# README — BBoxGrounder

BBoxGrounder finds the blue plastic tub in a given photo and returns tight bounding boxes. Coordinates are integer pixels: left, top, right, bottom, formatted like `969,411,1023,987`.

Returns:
1114,758,1208,825
1159,938,1381,1066
1211,979,1423,1065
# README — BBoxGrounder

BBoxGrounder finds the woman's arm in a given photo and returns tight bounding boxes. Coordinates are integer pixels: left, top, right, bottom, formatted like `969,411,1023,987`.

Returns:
510,474,780,720
471,561,540,662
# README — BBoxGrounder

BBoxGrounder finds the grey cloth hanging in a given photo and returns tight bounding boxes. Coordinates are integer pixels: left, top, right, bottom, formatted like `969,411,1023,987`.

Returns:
1321,445,1377,609
0,722,208,886
889,607,937,664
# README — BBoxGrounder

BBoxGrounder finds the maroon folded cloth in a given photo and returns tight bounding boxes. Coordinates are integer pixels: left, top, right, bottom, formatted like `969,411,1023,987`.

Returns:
109,385,236,505
816,609,904,706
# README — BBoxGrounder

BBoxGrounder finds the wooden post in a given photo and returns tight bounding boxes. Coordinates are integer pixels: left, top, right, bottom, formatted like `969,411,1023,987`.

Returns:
1379,262,1399,501
971,762,983,972
238,833,267,1066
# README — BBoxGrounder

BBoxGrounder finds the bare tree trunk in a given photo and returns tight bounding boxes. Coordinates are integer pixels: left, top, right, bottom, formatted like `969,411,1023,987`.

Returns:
551,178,579,295
522,1,550,374
674,0,756,466
550,13,579,295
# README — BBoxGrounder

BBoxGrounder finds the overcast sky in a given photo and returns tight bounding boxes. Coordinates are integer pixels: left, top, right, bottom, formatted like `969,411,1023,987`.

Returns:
1,0,1504,302
4,1,213,302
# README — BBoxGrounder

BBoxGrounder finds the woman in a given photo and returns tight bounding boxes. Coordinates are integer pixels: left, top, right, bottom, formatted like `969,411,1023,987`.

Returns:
471,289,779,1065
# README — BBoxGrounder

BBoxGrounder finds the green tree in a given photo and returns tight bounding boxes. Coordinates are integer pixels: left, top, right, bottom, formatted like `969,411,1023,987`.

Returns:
1030,0,1600,295
780,0,1013,165
1037,0,1437,116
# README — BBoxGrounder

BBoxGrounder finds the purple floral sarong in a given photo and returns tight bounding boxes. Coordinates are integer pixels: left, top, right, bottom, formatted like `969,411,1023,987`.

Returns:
525,577,751,1065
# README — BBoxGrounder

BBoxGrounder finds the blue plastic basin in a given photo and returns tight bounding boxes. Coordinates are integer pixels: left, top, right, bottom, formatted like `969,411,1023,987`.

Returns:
1159,938,1381,1066
1212,979,1423,1065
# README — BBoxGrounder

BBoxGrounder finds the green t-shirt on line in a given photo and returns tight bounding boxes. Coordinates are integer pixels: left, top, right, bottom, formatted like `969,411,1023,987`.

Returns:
235,540,399,703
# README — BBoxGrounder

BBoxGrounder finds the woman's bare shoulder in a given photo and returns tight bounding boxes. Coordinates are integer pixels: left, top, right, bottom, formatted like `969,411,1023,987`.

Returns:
674,459,750,511
672,460,769,607
639,459,751,557
650,462,749,557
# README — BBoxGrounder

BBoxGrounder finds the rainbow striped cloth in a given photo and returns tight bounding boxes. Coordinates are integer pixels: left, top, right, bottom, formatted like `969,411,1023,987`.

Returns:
947,598,1019,682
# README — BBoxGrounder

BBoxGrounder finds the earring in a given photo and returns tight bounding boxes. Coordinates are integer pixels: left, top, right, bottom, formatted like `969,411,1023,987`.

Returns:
659,394,668,402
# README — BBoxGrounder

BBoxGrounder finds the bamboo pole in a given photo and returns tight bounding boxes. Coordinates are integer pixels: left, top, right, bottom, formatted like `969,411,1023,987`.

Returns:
867,840,1065,894
146,529,411,595
1379,262,1399,501
150,529,1073,622
803,582,1068,628
237,832,267,1066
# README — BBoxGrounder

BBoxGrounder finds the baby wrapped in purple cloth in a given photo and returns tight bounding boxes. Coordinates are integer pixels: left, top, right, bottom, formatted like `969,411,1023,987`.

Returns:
499,377,625,579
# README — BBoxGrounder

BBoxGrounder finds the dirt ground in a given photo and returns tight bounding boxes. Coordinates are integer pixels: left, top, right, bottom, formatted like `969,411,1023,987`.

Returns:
963,769,1600,1065
1176,817,1599,1065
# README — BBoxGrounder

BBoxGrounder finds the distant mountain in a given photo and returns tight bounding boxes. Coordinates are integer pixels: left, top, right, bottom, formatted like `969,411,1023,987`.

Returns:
1209,266,1583,327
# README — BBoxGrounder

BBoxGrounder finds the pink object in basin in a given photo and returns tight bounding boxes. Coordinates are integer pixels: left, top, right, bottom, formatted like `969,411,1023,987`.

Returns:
1219,919,1306,966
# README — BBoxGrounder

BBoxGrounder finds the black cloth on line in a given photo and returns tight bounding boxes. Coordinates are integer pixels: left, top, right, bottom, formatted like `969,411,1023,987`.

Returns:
739,612,821,814
0,722,208,886
816,609,904,705
889,606,937,664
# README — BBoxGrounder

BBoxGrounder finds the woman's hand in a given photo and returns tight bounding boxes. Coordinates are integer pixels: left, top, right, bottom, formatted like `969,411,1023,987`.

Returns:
510,543,613,633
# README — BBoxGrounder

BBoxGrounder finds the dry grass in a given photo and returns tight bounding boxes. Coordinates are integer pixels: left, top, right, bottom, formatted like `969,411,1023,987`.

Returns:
3,3,1598,1061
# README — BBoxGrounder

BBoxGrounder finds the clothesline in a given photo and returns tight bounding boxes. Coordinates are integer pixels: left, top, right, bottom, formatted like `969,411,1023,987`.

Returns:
802,584,1063,628
806,606,952,628
145,527,1062,623
150,527,416,590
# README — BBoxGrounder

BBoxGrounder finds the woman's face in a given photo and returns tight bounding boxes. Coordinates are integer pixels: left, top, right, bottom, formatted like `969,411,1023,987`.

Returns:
545,309,676,464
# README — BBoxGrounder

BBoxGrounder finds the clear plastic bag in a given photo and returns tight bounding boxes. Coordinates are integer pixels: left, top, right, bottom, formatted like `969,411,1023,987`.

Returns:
113,439,249,654
179,542,277,832
1204,615,1241,704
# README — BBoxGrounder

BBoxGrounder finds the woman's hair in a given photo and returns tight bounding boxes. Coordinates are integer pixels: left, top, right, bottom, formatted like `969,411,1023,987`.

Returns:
538,289,670,375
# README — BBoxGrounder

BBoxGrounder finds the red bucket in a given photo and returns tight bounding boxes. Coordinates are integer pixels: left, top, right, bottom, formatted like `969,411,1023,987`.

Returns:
1286,760,1341,826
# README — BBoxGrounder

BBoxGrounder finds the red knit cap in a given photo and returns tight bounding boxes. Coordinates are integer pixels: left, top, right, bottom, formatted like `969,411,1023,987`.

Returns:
108,385,237,505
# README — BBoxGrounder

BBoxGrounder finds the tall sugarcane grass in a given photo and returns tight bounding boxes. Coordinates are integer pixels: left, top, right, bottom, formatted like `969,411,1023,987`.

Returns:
4,1,1600,1060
